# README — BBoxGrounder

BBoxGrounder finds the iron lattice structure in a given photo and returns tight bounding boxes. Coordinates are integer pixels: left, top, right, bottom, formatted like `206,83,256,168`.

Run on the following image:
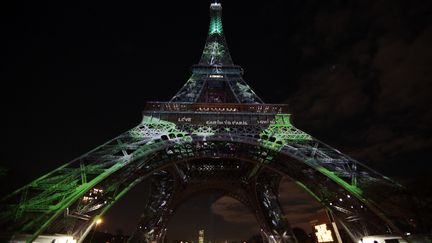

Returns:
0,3,416,243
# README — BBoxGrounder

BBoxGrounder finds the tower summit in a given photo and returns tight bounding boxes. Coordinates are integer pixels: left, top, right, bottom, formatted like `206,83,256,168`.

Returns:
170,2,263,103
199,2,233,66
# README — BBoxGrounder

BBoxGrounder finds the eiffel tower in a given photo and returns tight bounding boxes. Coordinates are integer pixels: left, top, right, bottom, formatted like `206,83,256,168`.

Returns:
0,2,415,243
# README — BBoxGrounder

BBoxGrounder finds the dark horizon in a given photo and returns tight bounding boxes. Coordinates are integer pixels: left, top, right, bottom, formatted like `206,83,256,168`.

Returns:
2,0,432,241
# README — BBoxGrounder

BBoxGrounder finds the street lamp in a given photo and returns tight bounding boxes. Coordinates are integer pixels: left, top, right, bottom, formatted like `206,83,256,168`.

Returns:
89,217,103,243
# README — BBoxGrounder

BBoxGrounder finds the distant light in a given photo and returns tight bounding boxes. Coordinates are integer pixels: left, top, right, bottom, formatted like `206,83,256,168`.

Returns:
329,203,332,206
405,232,411,236
209,74,223,78
339,198,343,202
96,218,102,225
347,195,351,198
314,224,334,242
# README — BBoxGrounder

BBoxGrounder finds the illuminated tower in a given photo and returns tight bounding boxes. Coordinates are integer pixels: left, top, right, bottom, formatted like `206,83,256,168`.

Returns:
0,2,416,243
199,229,204,243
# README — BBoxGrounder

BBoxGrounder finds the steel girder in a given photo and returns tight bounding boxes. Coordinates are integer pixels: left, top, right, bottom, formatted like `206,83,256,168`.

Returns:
0,113,414,242
255,173,297,243
128,170,174,243
128,158,296,243
170,73,263,104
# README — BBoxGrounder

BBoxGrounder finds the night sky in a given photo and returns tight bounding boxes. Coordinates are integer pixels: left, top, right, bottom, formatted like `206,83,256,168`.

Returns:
1,0,432,242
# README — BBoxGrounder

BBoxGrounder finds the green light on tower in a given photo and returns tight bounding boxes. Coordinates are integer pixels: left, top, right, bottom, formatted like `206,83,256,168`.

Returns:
209,16,222,35
209,4,223,35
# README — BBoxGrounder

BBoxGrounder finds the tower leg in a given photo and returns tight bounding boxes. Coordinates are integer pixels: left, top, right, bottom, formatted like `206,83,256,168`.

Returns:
255,175,297,243
129,170,174,243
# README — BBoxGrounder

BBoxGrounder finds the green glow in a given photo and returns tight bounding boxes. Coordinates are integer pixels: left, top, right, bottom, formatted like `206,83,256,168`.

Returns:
273,114,291,127
209,14,223,35
316,166,363,196
2,161,74,201
258,114,311,152
26,162,125,243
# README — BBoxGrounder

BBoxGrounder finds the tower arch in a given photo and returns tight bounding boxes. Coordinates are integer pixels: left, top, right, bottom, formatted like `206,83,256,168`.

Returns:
1,128,411,242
